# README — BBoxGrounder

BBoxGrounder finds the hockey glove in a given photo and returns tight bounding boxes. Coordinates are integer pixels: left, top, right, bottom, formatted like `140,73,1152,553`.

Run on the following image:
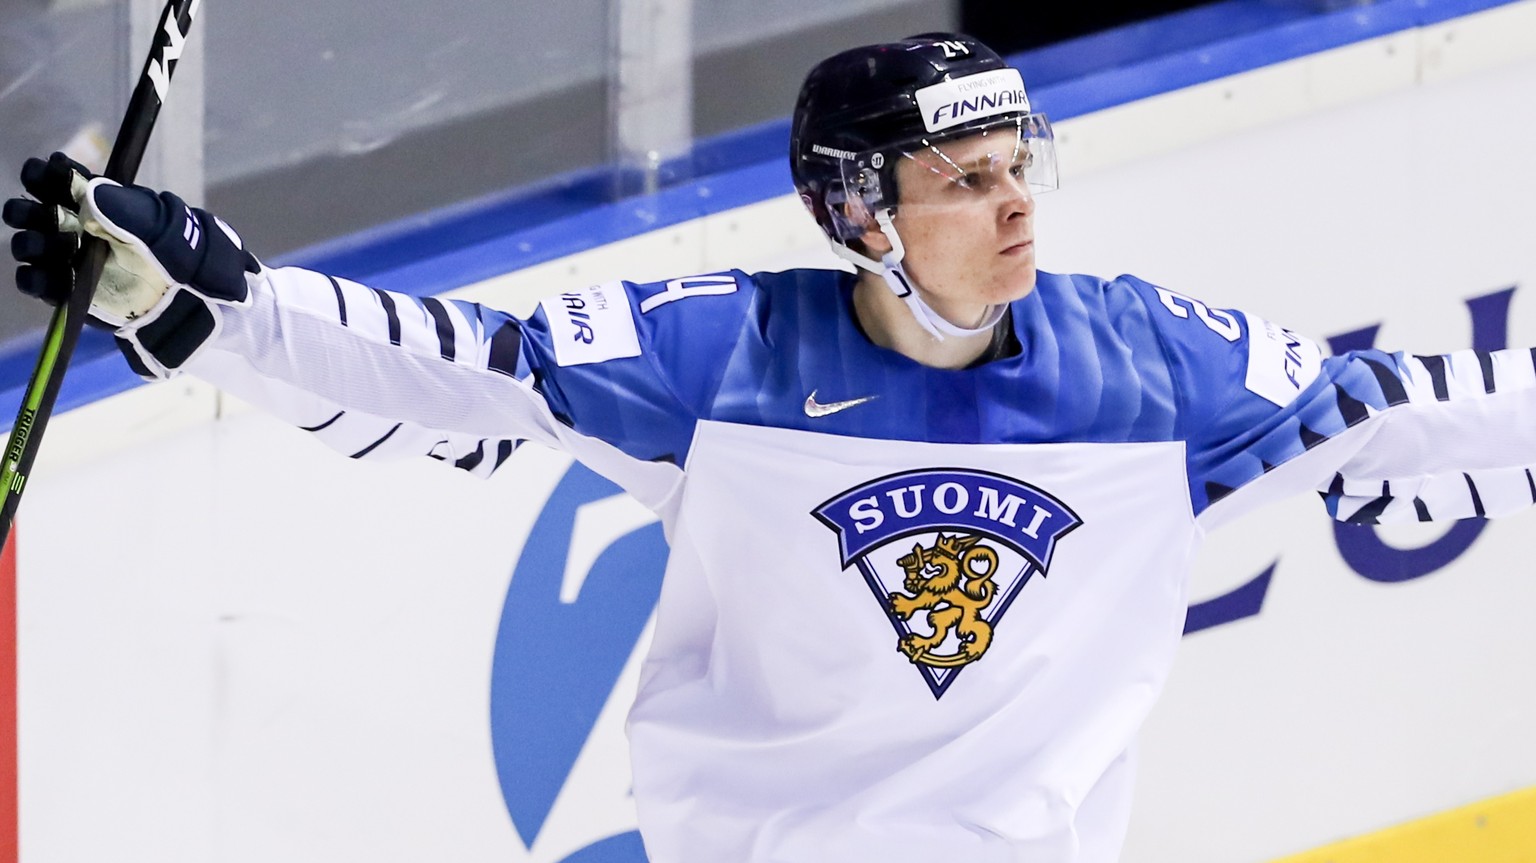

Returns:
3,151,260,378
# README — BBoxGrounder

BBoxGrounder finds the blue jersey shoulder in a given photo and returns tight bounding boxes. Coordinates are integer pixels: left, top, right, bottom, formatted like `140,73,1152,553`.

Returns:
523,268,841,464
626,267,849,408
1108,274,1252,420
1097,275,1407,513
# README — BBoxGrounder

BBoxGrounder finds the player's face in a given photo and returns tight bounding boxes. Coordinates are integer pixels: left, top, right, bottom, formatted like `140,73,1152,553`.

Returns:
886,130,1039,321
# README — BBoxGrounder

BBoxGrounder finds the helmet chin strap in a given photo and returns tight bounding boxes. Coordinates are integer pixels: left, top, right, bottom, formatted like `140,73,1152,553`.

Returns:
831,209,1006,341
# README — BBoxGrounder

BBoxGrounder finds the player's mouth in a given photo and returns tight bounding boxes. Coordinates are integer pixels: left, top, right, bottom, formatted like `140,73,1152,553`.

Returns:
1001,239,1034,256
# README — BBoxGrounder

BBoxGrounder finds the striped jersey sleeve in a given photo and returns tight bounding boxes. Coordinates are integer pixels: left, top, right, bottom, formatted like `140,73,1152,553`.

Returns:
1312,348,1536,524
1122,278,1536,528
183,267,555,479
178,266,732,500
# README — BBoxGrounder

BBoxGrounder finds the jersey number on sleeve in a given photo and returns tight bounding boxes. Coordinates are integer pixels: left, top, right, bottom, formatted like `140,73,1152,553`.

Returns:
639,275,740,314
1153,287,1241,342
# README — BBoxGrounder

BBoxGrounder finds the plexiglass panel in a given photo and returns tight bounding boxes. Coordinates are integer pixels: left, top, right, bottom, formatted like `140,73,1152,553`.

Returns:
0,0,125,342
0,0,957,344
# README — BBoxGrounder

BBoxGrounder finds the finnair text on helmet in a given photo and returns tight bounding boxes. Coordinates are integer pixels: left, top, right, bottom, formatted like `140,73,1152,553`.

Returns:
913,67,1030,133
930,90,1027,130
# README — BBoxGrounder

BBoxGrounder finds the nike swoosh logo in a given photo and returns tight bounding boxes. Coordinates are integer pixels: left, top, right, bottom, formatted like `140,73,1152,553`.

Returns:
804,390,878,418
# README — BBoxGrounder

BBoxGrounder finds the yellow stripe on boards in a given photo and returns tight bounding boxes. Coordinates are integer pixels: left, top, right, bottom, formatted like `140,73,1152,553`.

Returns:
1273,786,1536,863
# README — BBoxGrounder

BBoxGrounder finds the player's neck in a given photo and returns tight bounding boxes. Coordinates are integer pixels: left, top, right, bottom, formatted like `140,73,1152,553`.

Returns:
852,275,999,369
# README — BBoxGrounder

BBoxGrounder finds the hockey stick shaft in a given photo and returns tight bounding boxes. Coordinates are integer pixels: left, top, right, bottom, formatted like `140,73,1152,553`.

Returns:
0,0,204,549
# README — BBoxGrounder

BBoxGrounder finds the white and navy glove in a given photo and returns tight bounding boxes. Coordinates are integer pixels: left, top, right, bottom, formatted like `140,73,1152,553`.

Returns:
3,152,261,378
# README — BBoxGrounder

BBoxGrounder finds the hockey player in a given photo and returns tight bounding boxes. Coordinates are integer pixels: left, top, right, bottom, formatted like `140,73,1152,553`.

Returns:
7,31,1536,863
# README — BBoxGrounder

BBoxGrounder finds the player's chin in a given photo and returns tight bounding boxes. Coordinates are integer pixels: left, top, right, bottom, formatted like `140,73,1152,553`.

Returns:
995,260,1038,303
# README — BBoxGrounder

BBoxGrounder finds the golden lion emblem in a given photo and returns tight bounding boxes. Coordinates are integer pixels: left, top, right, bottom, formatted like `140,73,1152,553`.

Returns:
888,532,999,668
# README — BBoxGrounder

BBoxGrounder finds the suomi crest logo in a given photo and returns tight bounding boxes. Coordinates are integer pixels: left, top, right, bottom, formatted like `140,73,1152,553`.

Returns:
813,468,1082,698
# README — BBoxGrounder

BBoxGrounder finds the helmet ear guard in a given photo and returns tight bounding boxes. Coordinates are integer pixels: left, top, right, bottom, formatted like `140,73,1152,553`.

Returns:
825,186,870,243
824,166,893,243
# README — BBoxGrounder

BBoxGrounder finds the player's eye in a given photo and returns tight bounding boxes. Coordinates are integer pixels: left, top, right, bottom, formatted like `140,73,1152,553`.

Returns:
957,172,982,189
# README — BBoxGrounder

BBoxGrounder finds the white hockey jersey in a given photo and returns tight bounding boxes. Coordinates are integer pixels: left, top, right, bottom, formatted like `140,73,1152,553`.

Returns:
174,264,1536,862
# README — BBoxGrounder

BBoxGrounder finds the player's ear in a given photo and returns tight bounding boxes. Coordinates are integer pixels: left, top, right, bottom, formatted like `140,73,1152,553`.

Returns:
857,225,893,257
845,197,893,256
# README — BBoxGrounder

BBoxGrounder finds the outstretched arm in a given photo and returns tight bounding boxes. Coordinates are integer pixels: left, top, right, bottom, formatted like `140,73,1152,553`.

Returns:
188,265,558,477
1312,348,1536,523
1122,278,1536,529
1196,340,1536,530
4,154,698,503
4,153,558,476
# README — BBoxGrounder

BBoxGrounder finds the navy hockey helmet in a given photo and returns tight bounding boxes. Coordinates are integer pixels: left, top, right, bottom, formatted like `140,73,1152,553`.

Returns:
790,32,1056,244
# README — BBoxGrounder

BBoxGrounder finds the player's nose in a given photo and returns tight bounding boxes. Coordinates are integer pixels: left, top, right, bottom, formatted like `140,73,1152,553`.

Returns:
999,175,1034,220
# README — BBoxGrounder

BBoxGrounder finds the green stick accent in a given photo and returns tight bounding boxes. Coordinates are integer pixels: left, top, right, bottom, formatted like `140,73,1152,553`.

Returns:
0,307,71,509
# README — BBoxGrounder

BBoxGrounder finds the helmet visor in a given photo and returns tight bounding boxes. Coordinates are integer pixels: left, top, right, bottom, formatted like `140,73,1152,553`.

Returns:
838,113,1057,225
